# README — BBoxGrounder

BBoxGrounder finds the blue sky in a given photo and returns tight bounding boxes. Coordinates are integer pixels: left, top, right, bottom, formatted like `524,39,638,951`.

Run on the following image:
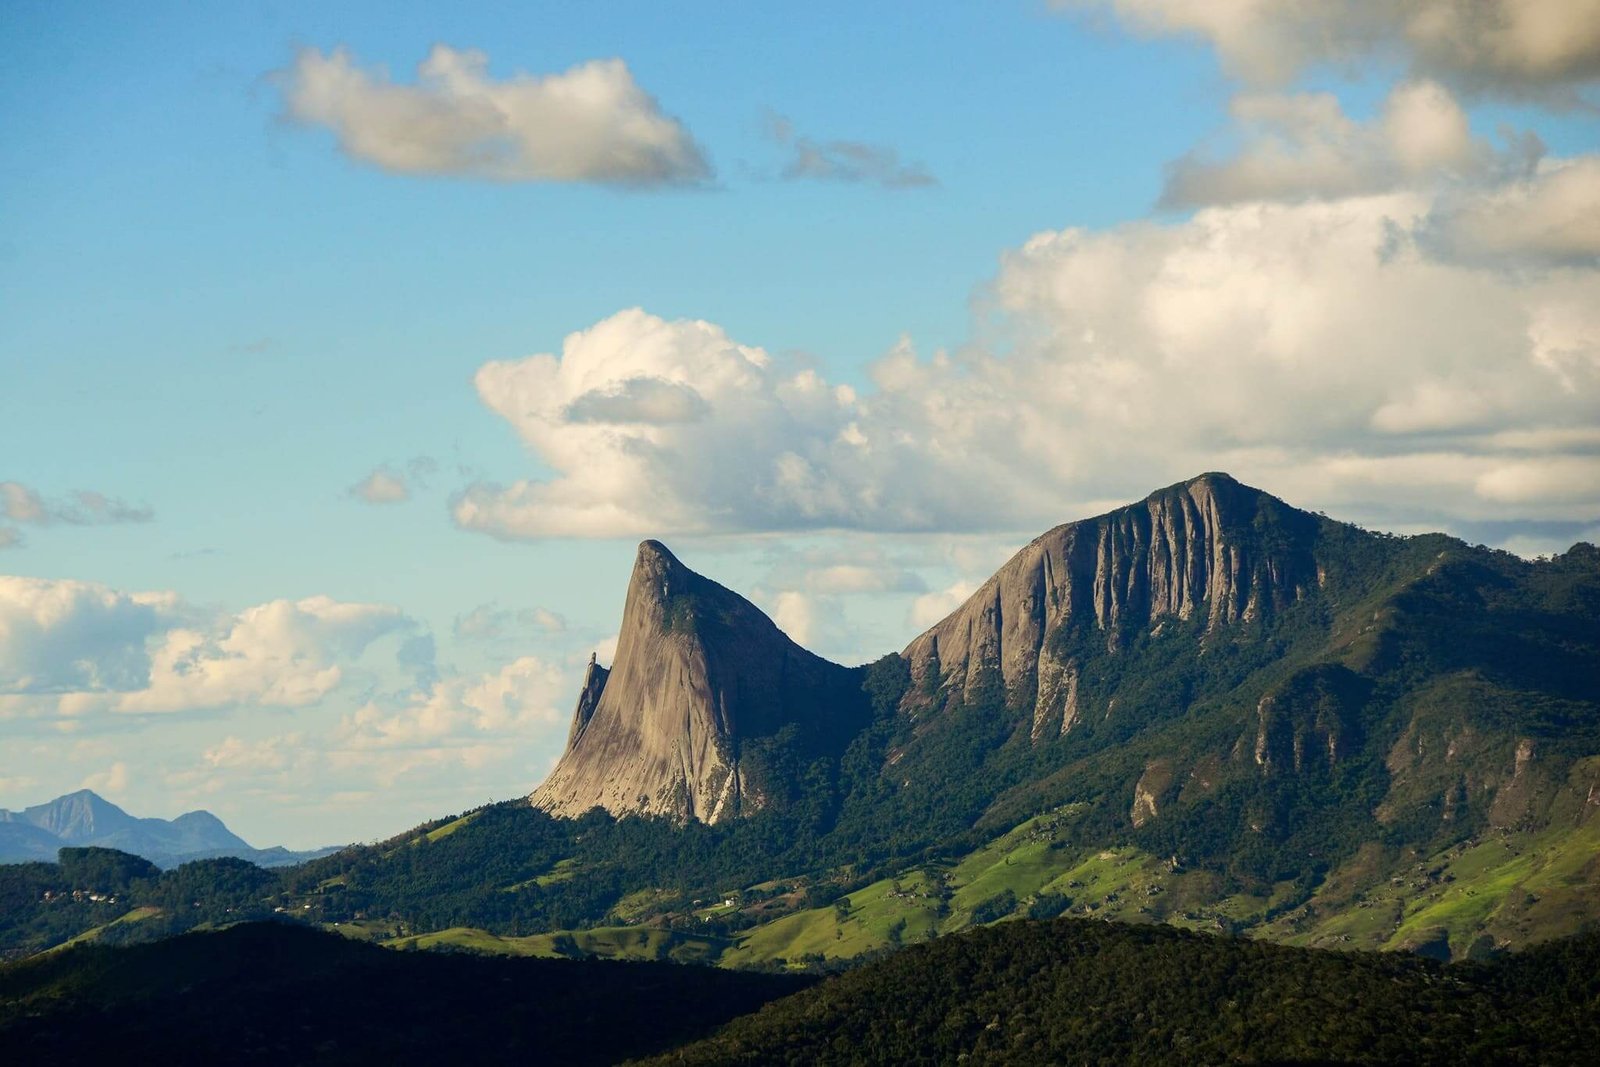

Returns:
2,1,1597,846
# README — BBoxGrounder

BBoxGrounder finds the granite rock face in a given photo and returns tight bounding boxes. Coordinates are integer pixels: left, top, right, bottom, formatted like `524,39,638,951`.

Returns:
566,654,609,752
902,473,1318,737
532,540,863,824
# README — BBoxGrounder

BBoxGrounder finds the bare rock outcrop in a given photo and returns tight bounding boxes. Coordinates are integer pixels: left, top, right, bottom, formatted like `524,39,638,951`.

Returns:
902,474,1318,735
566,654,609,751
531,540,863,824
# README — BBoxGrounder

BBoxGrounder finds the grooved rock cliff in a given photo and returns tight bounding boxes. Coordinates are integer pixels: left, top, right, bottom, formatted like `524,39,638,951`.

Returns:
902,473,1318,737
532,540,865,823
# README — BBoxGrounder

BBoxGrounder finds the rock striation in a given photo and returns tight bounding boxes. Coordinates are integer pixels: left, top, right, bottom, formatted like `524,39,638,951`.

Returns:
902,473,1319,737
532,540,864,824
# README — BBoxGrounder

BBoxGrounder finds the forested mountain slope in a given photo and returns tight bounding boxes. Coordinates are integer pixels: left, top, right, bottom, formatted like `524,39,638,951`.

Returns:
3,475,1595,964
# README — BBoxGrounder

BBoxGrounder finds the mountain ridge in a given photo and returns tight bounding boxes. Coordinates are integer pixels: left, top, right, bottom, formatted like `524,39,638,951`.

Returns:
513,471,1599,958
9,473,1582,963
531,472,1599,852
0,789,338,869
900,472,1321,740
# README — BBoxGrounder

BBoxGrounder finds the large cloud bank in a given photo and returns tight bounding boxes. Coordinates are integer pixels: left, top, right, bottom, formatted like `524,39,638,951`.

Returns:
455,179,1598,540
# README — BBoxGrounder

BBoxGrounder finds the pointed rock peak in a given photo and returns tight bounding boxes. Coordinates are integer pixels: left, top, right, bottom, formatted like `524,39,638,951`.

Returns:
564,651,610,752
635,538,684,573
22,788,136,841
629,539,697,605
533,543,867,825
1134,472,1286,527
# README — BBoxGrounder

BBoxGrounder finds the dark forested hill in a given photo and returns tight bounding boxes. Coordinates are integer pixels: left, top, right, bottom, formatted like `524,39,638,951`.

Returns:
635,918,1600,1066
6,917,1594,1066
0,921,811,1066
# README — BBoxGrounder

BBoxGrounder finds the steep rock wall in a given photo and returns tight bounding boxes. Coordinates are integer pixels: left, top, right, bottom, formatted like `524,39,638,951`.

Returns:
531,540,862,824
902,474,1318,736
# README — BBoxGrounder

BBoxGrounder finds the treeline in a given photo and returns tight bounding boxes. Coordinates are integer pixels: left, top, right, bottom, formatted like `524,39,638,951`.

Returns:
0,849,286,958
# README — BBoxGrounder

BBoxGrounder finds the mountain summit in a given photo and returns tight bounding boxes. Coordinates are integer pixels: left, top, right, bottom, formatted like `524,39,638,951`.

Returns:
0,789,248,866
903,473,1319,739
0,790,340,869
530,473,1599,956
531,540,866,823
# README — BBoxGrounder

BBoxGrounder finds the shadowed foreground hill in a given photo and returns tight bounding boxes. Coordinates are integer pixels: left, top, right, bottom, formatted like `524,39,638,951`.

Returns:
3,915,1595,1065
636,919,1600,1066
0,922,810,1066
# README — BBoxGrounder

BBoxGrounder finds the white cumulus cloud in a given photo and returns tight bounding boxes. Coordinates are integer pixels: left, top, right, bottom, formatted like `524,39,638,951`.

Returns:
1162,80,1500,207
455,189,1599,541
0,577,177,694
338,656,568,748
1058,0,1600,94
119,596,412,714
0,576,414,717
280,45,711,186
1421,156,1600,267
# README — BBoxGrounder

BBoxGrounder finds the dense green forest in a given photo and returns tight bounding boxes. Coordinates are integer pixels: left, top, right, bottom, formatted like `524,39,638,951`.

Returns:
4,917,1595,1065
637,918,1600,1066
0,921,810,1066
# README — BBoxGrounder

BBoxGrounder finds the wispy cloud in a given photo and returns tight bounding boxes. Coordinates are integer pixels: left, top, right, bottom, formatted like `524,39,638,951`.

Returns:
347,456,438,505
765,112,936,189
0,481,153,531
453,603,567,641
349,467,410,504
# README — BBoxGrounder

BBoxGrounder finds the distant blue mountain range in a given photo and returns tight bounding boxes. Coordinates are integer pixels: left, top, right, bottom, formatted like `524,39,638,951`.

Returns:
0,789,341,869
